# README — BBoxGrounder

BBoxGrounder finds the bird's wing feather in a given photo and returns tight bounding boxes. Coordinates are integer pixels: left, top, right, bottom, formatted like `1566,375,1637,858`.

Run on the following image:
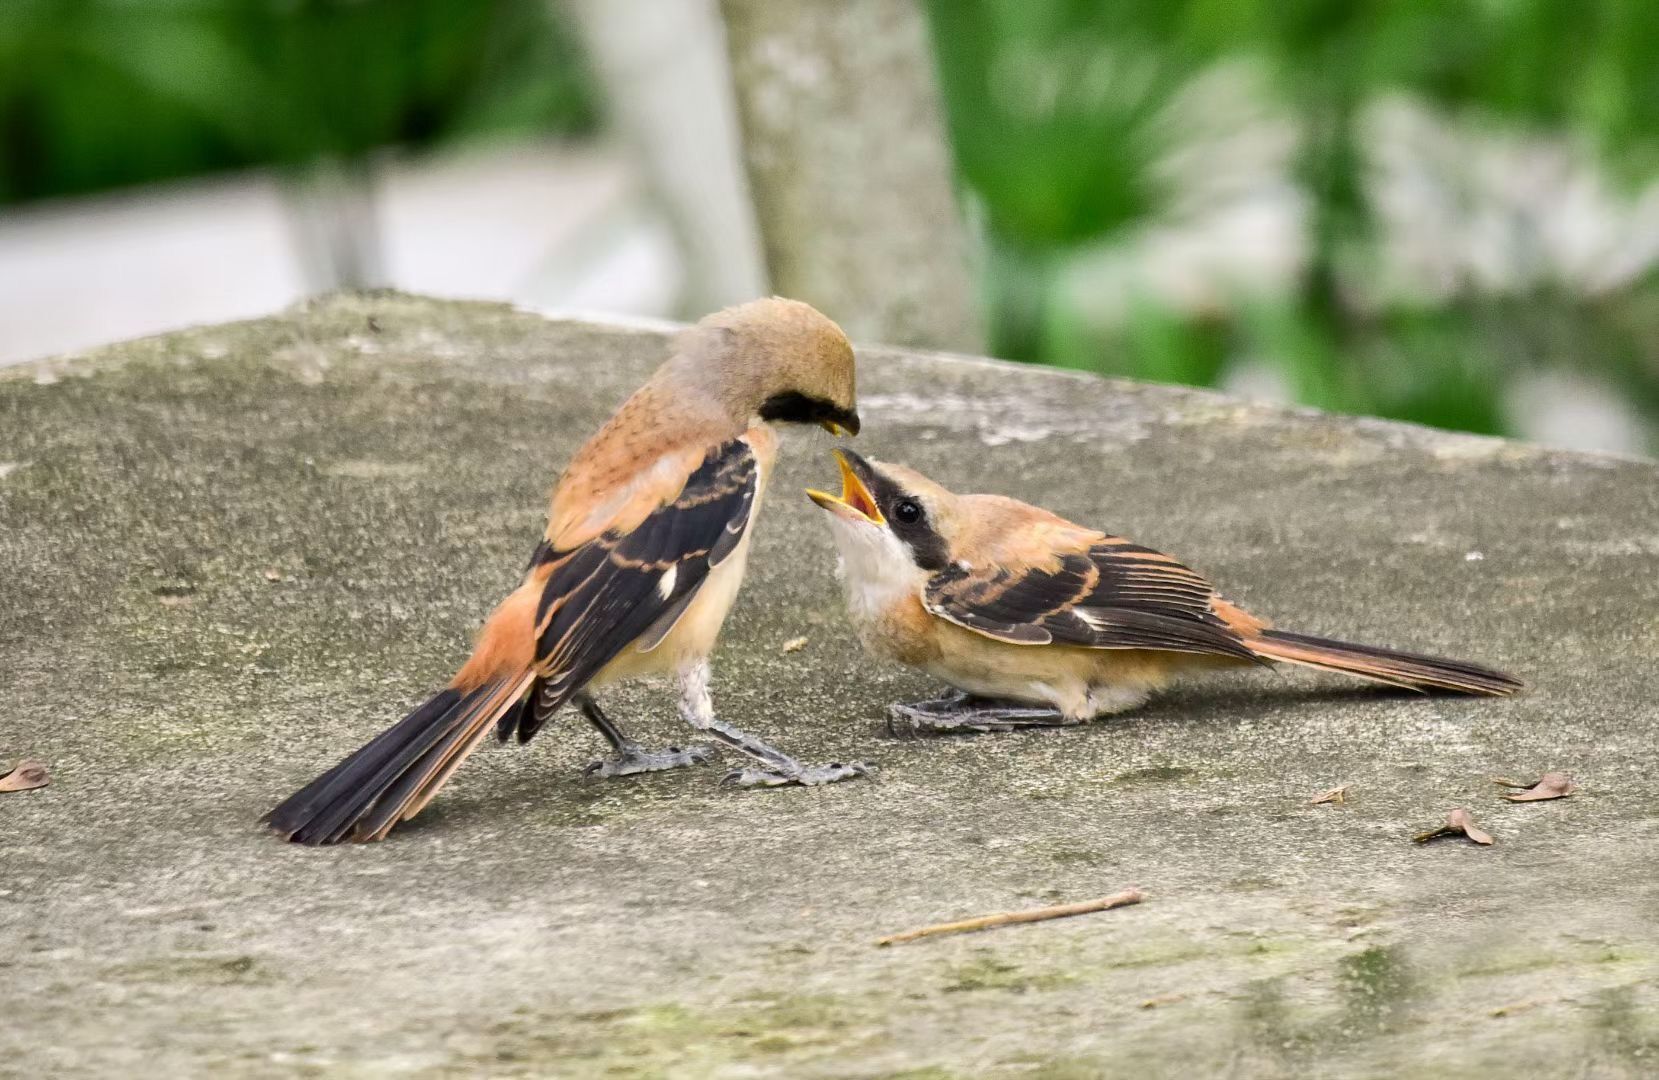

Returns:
924,537,1261,662
505,437,759,740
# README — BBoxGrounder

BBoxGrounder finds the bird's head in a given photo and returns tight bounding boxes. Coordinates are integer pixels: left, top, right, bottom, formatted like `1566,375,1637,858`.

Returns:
675,297,859,436
807,451,959,607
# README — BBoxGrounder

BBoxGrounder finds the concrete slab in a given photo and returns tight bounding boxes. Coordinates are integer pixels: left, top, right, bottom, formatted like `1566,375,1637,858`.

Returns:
2,293,1656,1078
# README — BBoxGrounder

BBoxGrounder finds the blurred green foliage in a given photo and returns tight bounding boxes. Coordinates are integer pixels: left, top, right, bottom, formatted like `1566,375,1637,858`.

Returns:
0,0,595,206
927,0,1659,442
7,0,1659,444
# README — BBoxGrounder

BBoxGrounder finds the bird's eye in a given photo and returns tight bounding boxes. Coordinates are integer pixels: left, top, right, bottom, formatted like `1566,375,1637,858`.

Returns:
893,499,923,525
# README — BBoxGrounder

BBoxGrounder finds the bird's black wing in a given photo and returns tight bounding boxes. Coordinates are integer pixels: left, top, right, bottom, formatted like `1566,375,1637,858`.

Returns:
923,538,1261,662
499,439,758,742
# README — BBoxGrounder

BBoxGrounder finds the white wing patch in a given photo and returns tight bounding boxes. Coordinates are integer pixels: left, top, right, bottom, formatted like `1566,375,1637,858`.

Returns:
1073,608,1106,630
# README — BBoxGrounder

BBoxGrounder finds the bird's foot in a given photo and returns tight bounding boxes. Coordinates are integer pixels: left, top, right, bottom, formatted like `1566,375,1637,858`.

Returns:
585,741,716,778
893,689,971,714
721,761,875,788
887,697,1073,737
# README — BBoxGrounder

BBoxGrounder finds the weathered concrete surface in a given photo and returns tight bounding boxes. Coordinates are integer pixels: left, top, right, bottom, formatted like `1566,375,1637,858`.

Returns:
2,293,1657,1079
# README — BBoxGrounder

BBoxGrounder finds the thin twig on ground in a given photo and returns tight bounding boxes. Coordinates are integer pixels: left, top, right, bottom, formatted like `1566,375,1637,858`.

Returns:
876,887,1145,946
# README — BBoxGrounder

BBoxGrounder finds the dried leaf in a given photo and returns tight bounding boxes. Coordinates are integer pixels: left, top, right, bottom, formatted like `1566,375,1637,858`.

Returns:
1453,810,1495,845
0,759,48,793
1308,785,1348,806
1413,807,1493,846
780,636,809,654
1496,772,1576,802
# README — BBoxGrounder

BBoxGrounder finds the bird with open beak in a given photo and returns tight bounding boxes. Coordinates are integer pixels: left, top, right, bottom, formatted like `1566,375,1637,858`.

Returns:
808,451,1521,733
267,298,869,845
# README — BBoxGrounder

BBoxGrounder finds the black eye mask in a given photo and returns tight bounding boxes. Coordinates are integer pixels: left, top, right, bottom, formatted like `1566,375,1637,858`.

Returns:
758,392,861,434
866,474,948,572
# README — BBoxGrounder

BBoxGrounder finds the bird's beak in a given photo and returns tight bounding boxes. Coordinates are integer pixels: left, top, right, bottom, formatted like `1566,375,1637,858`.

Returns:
819,409,860,438
806,449,883,525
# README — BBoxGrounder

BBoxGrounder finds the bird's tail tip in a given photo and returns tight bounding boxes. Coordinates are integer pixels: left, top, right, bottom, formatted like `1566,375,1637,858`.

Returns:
266,676,528,846
1250,629,1523,697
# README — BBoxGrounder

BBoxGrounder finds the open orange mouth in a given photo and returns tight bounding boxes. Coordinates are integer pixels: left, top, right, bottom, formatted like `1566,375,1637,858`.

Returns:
805,450,883,524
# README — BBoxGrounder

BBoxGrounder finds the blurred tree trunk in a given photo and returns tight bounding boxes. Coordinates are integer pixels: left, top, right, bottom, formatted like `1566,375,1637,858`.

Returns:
564,0,768,317
718,0,982,352
281,157,384,292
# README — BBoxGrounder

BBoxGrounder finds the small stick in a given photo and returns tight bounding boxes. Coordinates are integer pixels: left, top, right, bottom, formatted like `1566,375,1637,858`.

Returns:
876,887,1144,946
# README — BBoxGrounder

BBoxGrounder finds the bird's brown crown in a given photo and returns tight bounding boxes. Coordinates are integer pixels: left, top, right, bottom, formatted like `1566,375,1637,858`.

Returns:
670,297,858,433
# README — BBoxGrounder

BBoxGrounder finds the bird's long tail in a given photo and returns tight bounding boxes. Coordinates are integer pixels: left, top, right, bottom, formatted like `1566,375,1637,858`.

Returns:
1247,629,1522,696
265,672,534,845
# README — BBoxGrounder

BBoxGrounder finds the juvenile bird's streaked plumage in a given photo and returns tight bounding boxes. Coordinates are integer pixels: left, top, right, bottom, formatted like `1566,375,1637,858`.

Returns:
808,451,1521,733
267,298,869,845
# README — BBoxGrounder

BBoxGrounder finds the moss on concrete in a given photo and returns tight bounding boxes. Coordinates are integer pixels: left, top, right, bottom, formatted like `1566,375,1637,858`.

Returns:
3,292,1658,1077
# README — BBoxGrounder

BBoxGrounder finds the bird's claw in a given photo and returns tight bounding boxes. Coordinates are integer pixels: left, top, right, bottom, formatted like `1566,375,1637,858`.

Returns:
585,742,716,778
885,691,974,738
720,761,875,788
887,699,1067,736
886,704,940,738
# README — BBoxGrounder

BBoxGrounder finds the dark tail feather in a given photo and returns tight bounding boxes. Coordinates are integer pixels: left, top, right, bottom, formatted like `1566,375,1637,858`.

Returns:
1249,629,1523,696
266,674,531,845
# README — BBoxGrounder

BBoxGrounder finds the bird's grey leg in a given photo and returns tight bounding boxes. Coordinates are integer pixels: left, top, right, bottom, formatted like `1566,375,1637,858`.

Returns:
578,693,716,778
674,661,873,788
887,691,1078,737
